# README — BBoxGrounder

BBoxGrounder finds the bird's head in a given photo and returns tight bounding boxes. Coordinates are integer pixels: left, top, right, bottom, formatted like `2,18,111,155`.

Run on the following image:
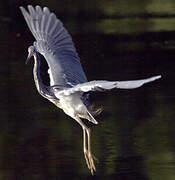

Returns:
26,45,36,64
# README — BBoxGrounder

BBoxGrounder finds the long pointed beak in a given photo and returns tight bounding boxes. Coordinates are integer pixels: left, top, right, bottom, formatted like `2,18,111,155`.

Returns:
25,52,33,64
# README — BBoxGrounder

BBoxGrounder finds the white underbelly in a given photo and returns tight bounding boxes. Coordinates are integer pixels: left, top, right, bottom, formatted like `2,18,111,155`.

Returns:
59,93,86,117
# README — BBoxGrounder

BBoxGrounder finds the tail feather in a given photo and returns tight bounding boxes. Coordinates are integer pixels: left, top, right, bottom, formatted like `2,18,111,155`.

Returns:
88,104,103,117
86,110,98,124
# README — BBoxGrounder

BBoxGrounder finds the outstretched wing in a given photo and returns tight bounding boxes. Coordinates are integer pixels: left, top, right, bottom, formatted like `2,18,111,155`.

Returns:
55,75,161,96
20,5,87,87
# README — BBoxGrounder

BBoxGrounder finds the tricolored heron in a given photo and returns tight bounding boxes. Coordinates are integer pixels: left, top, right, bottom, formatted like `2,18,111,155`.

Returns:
20,5,161,174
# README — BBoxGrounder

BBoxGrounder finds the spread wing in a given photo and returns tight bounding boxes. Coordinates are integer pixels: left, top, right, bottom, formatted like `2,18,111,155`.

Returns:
20,5,87,87
55,75,161,96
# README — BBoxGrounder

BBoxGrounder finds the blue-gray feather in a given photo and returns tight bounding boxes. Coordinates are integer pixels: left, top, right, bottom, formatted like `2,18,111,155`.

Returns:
20,5,87,87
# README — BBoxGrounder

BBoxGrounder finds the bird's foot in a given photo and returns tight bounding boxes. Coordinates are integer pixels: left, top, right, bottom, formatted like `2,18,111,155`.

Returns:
84,151,98,175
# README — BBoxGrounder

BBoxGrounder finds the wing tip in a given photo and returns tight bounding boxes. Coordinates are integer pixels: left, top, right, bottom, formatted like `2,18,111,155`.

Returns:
27,5,33,9
19,6,23,10
19,6,25,13
158,75,162,79
148,75,162,83
43,7,50,13
154,75,161,79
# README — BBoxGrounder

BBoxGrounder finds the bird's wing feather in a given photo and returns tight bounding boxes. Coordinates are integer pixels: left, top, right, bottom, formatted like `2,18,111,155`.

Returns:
20,5,87,87
55,75,161,96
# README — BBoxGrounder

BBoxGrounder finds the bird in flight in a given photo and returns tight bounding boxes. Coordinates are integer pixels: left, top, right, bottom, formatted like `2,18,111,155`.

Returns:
20,5,161,174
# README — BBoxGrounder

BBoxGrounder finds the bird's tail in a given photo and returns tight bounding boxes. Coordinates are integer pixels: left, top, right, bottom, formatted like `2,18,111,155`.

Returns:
88,104,103,117
86,110,98,124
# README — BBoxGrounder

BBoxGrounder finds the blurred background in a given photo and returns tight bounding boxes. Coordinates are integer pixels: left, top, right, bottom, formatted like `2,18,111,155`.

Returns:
0,0,175,179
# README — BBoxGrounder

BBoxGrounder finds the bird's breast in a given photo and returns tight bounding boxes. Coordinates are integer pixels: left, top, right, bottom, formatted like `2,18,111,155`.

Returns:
59,93,86,118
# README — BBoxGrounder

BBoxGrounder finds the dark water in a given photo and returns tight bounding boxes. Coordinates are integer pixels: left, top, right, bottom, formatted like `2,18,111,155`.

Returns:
0,1,175,179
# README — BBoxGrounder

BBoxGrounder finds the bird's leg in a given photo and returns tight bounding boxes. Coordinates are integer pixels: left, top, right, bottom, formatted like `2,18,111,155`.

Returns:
74,116,97,175
83,128,90,169
86,127,97,174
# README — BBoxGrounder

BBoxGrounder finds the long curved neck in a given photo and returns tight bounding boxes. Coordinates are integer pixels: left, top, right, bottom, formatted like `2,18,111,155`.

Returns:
33,52,48,97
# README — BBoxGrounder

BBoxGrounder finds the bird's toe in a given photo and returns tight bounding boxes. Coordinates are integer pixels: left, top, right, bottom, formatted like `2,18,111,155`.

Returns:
84,151,97,175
